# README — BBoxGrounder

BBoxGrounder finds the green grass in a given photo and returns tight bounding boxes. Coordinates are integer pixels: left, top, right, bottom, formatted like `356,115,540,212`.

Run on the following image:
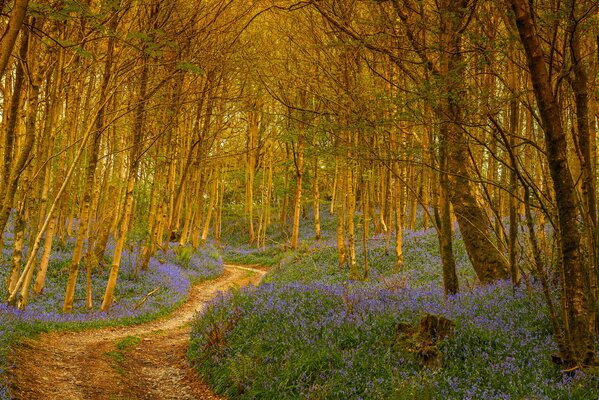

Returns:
188,229,599,399
116,335,141,351
224,246,292,267
105,336,142,375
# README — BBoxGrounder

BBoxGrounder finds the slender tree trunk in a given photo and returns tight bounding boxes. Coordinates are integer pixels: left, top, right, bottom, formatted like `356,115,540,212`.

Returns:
511,0,596,366
314,157,321,240
64,13,118,310
100,172,136,312
436,132,458,295
191,170,206,250
179,198,193,246
164,77,198,243
347,135,358,279
508,92,520,286
246,109,258,244
139,171,159,270
439,0,509,283
290,133,304,249
362,168,370,279
330,160,337,214
215,170,224,245
8,208,25,296
387,0,509,283
568,6,597,294
17,47,44,308
384,164,392,254
0,30,30,241
0,0,29,79
101,51,149,312
281,143,291,240
202,167,219,242
7,104,101,306
336,152,347,267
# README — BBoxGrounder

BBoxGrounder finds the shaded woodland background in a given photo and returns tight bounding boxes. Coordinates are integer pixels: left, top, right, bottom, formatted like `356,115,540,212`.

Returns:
0,0,597,376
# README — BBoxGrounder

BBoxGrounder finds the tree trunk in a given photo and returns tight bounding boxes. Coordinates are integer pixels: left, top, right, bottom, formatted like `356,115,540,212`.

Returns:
568,6,597,295
246,109,258,244
201,167,219,242
0,29,30,241
0,0,29,79
290,133,304,249
511,0,596,366
508,93,520,286
436,132,458,295
336,152,347,267
101,50,149,312
439,0,509,284
313,157,321,240
362,168,370,279
347,138,358,279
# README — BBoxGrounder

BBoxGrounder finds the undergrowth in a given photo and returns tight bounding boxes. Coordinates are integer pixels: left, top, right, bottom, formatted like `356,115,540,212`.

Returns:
189,227,599,399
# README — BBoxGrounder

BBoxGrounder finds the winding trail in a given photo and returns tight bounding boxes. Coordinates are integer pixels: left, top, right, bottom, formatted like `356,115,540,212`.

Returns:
8,264,265,400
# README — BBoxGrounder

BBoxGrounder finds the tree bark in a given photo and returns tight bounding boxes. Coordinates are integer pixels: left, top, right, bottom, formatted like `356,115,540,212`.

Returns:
290,132,304,249
438,0,509,284
510,0,596,366
335,152,347,267
0,29,29,241
101,50,149,312
436,132,458,295
0,0,29,79
313,157,321,240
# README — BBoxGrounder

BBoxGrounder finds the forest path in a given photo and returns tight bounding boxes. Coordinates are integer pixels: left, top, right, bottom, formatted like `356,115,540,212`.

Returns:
8,264,265,400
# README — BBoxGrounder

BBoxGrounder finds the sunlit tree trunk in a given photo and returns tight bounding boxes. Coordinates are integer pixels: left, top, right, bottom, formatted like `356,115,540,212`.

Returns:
0,0,29,79
64,7,119,310
191,170,206,250
387,116,405,271
280,143,291,240
508,68,521,286
92,96,120,263
17,41,44,308
101,48,149,312
362,167,371,279
0,29,30,243
33,50,65,294
435,130,458,295
214,168,224,245
439,0,509,283
347,134,358,279
313,156,321,240
246,108,258,244
330,159,337,214
139,166,161,270
335,151,347,267
290,131,304,249
510,0,596,366
567,5,597,292
202,166,219,242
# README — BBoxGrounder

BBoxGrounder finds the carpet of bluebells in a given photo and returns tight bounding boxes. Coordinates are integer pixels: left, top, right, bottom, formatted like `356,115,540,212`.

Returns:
189,224,599,399
0,224,223,400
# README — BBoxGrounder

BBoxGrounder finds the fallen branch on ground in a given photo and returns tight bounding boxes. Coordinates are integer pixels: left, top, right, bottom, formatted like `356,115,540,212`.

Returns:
134,288,160,310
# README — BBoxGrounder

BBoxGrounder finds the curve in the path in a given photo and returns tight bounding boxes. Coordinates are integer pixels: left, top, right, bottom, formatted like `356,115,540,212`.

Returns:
8,264,265,400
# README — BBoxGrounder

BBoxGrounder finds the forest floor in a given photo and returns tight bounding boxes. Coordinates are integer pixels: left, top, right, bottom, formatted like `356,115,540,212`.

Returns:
7,264,265,400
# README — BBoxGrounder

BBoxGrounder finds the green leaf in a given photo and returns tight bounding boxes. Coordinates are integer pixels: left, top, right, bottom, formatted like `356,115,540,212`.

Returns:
176,61,204,75
126,31,151,42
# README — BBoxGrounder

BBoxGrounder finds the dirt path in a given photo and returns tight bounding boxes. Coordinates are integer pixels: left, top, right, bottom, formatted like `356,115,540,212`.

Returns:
8,264,265,400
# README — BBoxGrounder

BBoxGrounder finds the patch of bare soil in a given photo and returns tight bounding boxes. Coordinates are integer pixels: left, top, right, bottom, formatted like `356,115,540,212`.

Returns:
8,264,265,400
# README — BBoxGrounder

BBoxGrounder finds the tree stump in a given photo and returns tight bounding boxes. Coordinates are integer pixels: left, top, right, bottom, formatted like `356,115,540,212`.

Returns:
416,314,454,343
395,314,454,368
